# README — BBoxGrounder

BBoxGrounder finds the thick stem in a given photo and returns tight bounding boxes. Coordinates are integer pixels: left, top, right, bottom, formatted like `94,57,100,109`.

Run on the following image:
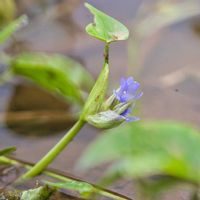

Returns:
18,119,85,181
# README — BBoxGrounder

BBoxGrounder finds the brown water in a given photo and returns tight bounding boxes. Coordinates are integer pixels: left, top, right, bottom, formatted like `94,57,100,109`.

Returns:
1,0,200,199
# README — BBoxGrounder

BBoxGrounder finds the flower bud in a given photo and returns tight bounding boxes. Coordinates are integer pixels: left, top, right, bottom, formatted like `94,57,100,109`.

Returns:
86,110,124,129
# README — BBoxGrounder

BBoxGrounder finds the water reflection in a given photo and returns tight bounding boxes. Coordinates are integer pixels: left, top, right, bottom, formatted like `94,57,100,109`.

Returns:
7,0,82,53
137,19,200,127
127,0,200,129
5,81,74,136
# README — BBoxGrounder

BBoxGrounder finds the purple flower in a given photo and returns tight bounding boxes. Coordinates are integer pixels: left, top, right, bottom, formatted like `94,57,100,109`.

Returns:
114,77,142,122
87,76,142,129
114,77,143,103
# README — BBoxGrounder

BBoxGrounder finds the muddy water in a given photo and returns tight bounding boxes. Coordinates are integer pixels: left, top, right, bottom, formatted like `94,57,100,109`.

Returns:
1,0,200,199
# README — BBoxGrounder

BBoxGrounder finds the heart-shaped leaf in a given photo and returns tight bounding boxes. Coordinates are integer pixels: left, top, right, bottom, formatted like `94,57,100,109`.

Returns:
85,3,129,43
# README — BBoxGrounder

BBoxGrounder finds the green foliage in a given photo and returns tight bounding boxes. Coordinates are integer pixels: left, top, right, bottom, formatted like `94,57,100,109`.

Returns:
79,121,200,184
0,15,27,44
81,63,109,118
0,146,16,156
21,186,53,200
85,3,129,43
45,179,128,200
11,52,94,105
46,180,93,197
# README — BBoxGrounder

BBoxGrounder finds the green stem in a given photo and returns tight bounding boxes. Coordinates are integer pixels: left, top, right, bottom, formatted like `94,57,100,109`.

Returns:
18,119,85,181
18,43,110,182
104,42,109,64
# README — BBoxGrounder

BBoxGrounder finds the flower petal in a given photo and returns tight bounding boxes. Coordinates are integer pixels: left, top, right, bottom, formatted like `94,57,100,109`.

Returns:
125,116,140,122
113,77,142,103
127,81,140,95
135,91,143,99
120,108,132,116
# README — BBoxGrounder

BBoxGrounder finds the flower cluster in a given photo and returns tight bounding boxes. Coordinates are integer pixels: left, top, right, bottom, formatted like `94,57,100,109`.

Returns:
86,77,142,128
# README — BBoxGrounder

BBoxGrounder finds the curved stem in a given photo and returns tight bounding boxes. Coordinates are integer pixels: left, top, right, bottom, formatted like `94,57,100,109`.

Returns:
18,119,85,181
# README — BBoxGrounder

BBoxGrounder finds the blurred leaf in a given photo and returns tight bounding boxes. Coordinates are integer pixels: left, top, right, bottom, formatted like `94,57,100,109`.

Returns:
45,180,127,200
134,1,200,38
45,180,93,197
21,186,53,200
0,146,16,156
79,121,200,184
0,15,28,44
128,1,200,74
81,63,109,118
0,0,16,26
85,3,129,43
11,52,94,105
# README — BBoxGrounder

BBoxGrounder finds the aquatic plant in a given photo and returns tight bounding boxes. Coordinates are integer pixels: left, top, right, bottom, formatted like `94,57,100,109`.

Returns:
18,3,138,181
0,2,200,200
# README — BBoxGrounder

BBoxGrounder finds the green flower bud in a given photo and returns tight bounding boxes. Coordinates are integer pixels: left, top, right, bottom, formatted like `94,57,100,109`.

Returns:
101,93,117,110
113,101,133,114
86,110,124,129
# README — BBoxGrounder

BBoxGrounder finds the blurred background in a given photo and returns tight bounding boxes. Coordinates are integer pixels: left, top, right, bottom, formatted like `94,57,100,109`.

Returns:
0,0,200,199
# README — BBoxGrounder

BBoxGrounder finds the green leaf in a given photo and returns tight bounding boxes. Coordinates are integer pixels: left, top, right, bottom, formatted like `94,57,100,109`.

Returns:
81,63,109,118
85,3,129,43
0,15,28,44
79,121,200,183
11,52,94,105
45,181,93,196
0,146,16,156
21,186,53,200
